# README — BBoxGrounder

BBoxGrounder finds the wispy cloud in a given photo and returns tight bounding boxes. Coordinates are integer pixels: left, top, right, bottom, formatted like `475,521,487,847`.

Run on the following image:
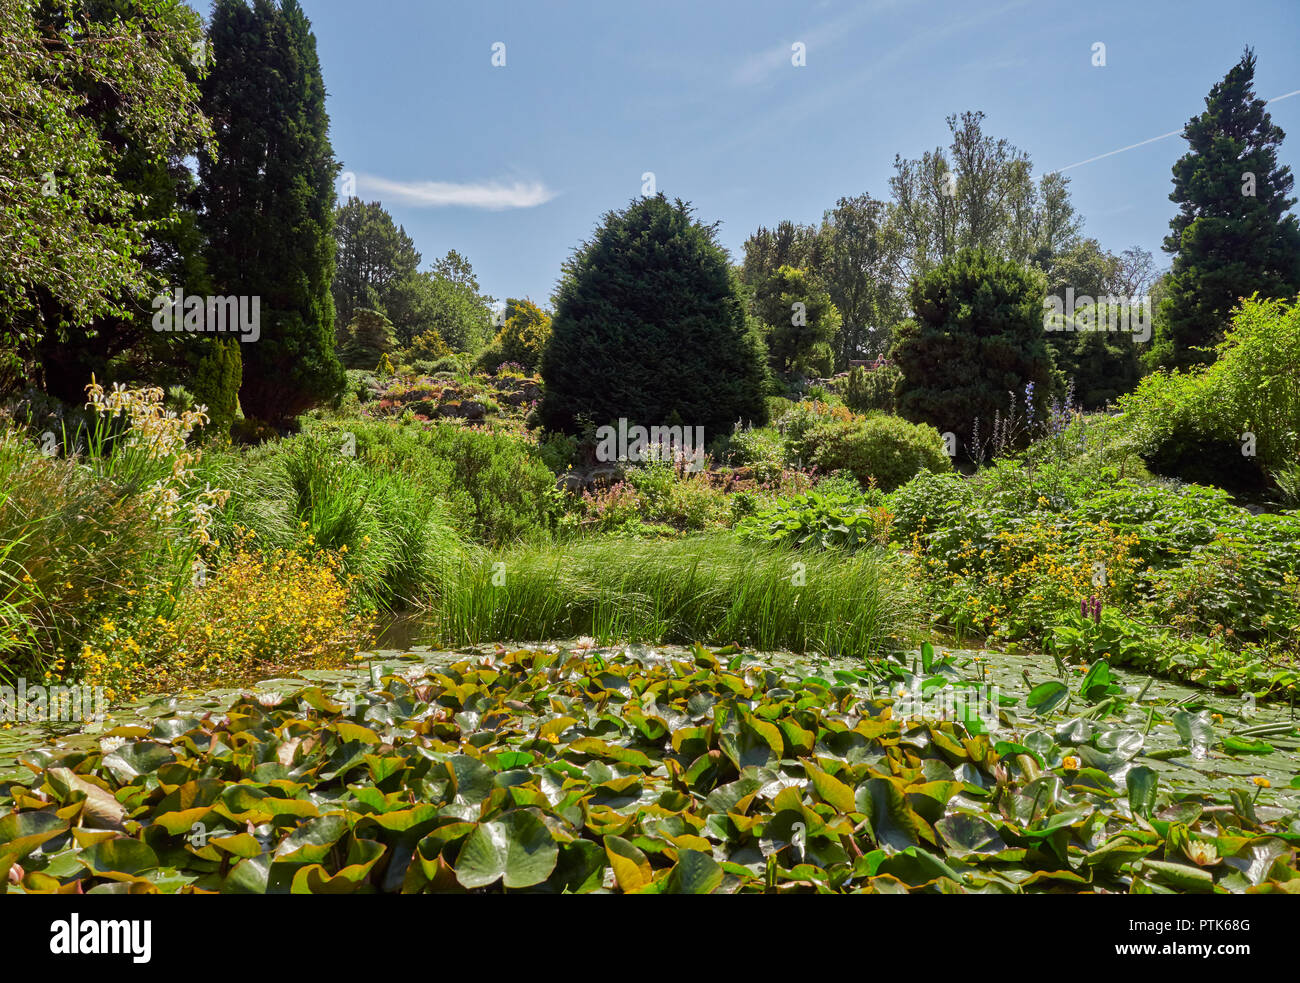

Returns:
729,0,912,87
356,174,557,210
712,0,1032,159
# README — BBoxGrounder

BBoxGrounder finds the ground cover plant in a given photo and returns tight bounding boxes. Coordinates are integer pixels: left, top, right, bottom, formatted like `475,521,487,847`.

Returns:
1,641,1297,894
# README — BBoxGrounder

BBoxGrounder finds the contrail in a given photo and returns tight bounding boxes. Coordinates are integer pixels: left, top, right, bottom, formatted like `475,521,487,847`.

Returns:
1047,88,1300,176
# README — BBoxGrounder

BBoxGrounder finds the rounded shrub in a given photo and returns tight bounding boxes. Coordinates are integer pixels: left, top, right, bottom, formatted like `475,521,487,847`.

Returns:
891,248,1059,450
887,468,973,541
793,414,951,492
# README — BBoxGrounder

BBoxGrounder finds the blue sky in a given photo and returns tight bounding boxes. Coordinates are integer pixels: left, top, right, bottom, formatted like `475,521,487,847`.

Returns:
304,0,1300,306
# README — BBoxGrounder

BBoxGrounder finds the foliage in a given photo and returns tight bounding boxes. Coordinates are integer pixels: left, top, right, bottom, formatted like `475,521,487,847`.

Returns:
891,248,1059,450
753,266,841,376
724,424,787,483
198,427,468,611
820,194,905,364
0,0,210,389
1042,300,1146,409
560,482,647,535
1119,296,1299,482
404,330,452,363
4,641,1298,893
886,468,972,542
332,197,421,333
840,363,902,415
336,309,396,370
738,489,891,551
539,194,770,436
792,415,952,492
0,383,227,680
189,340,242,440
774,399,857,451
387,251,496,353
1207,296,1300,473
1157,48,1300,369
347,421,557,547
77,539,372,699
199,0,345,424
436,534,919,657
489,299,551,372
888,111,1080,281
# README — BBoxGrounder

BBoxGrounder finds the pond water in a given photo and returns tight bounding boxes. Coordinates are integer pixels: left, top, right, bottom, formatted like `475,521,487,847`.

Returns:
3,638,1297,808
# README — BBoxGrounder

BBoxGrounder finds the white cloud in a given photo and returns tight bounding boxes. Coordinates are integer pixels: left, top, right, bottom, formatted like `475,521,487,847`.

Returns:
355,174,557,210
729,0,912,87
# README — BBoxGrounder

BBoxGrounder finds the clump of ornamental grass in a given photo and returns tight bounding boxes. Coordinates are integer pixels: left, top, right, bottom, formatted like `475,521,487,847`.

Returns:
432,531,921,659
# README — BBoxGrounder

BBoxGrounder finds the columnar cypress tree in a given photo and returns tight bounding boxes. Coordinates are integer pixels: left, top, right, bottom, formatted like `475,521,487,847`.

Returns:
1158,48,1300,369
539,195,770,436
199,0,343,424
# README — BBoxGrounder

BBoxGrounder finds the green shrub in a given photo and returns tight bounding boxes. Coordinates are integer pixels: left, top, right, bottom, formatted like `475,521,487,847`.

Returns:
490,298,551,371
621,460,731,530
1043,304,1145,409
428,354,469,375
840,363,902,415
725,424,787,481
887,468,973,542
198,428,467,610
891,248,1060,449
337,308,397,370
189,339,242,439
536,431,579,474
738,488,889,550
405,329,452,362
1208,295,1300,473
0,429,165,676
539,194,770,436
793,414,951,492
1117,364,1255,488
774,399,857,450
1118,297,1299,486
350,421,557,546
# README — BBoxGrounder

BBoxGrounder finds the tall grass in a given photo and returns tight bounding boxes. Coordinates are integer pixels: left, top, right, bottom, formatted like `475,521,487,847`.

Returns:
197,428,468,611
0,427,173,681
432,532,920,659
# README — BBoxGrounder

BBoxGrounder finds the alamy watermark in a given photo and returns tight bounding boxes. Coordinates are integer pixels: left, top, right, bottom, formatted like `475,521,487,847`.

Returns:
1044,289,1151,343
893,680,1002,734
594,418,706,471
152,288,261,342
0,679,107,725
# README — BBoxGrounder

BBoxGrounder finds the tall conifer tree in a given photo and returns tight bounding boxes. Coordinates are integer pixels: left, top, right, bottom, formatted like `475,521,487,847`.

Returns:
1158,48,1300,369
199,0,343,423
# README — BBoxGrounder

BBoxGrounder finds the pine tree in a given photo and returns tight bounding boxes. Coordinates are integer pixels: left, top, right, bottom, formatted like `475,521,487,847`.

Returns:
891,248,1058,450
337,308,395,369
199,0,344,424
332,197,421,330
1158,48,1300,369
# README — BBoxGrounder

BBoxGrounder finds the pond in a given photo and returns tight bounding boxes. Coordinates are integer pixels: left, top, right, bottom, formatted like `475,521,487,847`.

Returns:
4,638,1298,806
